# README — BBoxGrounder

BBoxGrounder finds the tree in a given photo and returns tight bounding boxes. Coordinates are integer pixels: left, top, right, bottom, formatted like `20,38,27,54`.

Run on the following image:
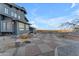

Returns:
60,18,79,32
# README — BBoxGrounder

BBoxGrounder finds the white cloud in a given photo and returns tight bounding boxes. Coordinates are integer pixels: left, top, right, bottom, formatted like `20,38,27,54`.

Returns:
33,16,70,30
29,21,46,30
31,24,38,28
29,4,79,30
30,21,38,28
30,8,79,30
35,17,67,25
70,3,76,8
70,0,78,9
30,21,35,24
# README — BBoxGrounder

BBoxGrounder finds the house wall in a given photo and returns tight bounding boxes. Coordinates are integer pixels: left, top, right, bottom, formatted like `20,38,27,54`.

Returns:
0,15,2,32
0,3,30,35
0,3,25,22
16,22,29,35
0,16,13,32
0,16,29,35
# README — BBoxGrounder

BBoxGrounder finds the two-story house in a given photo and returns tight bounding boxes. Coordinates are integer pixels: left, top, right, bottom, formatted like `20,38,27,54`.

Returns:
0,3,30,35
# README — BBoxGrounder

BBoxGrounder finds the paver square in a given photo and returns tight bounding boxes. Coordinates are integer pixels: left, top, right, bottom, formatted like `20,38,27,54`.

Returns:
38,44,53,53
32,40,44,44
25,45,41,56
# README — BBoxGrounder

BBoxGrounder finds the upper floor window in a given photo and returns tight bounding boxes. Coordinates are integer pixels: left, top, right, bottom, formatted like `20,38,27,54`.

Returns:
11,12,17,18
14,13,17,18
18,15,20,19
5,8,8,14
11,12,14,16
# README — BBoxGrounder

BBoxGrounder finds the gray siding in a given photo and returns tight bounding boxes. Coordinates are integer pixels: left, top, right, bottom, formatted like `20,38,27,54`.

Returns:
1,17,13,32
16,22,29,35
0,4,11,17
0,3,26,22
0,3,30,35
0,15,2,32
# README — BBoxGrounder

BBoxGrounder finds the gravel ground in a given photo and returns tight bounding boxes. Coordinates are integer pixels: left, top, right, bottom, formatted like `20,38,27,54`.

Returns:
55,35,79,56
0,33,79,56
15,33,68,56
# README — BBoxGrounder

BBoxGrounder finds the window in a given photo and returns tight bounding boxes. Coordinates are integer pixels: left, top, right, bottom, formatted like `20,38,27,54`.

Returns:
11,12,17,18
26,25,29,30
11,12,14,16
14,13,17,18
19,22,24,31
5,8,8,14
1,21,6,31
6,22,12,31
3,22,6,29
18,15,20,19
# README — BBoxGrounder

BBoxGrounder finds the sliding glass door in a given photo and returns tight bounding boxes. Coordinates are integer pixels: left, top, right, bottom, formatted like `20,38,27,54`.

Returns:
1,20,13,32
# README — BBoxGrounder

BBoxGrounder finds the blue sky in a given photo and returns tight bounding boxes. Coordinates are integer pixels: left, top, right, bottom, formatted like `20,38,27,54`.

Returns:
17,3,79,30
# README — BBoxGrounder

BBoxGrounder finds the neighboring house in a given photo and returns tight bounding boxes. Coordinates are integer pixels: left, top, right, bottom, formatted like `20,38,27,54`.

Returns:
0,3,30,35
